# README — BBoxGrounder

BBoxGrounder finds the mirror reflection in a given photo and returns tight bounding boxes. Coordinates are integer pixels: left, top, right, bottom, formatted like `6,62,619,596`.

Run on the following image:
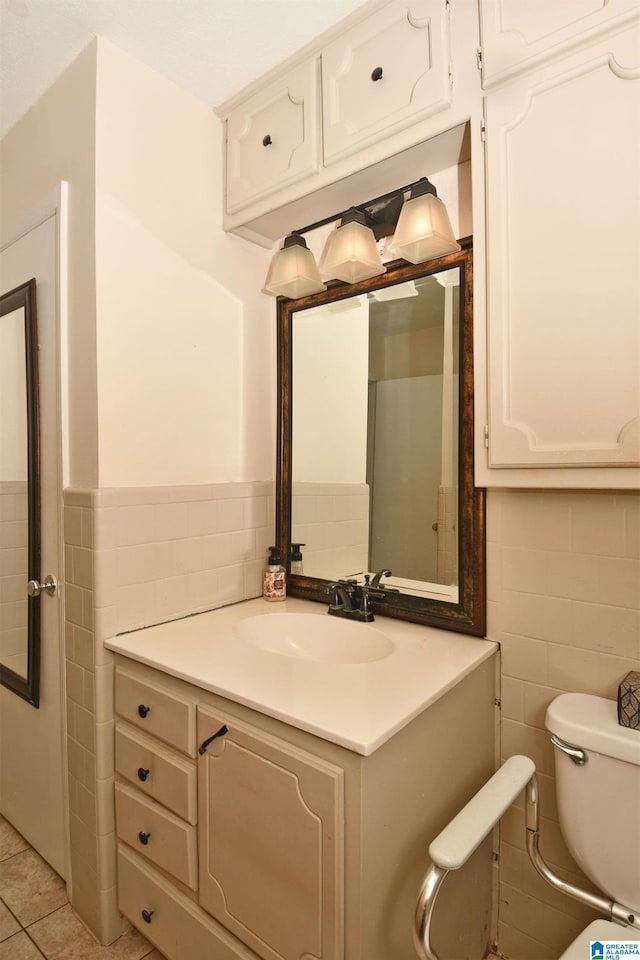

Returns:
0,279,41,705
291,269,460,601
277,242,486,636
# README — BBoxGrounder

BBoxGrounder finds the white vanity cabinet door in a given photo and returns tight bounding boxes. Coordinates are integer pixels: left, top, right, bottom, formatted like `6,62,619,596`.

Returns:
478,0,640,87
321,0,451,165
197,705,344,960
484,22,640,470
225,59,320,214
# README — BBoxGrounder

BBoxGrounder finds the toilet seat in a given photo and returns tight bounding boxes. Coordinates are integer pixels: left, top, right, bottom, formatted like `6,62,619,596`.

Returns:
560,919,640,959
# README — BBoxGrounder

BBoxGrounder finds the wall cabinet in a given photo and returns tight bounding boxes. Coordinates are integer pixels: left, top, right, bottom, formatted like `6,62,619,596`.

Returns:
225,60,321,214
113,654,496,960
483,20,640,471
216,0,478,246
478,0,639,87
321,0,451,164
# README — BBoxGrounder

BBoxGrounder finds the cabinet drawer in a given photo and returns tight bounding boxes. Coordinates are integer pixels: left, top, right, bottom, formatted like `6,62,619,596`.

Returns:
115,723,197,824
115,667,196,756
321,0,451,164
226,58,320,213
118,845,255,960
115,782,198,890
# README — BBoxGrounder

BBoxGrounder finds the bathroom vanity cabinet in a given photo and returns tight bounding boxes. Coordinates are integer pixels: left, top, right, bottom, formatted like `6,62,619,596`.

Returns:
109,601,498,960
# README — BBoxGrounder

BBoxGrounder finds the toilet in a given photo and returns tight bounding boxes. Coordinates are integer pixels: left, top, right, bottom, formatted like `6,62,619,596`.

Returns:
414,692,640,960
546,692,640,958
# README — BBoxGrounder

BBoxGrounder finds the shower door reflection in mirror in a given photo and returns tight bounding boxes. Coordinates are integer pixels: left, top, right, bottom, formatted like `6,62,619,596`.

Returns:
0,279,40,705
291,268,460,600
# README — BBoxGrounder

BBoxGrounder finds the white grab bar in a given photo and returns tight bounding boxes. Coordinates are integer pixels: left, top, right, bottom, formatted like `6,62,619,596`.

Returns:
414,755,535,960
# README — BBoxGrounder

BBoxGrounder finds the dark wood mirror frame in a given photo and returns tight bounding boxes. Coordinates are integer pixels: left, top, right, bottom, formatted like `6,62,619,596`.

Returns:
0,278,41,706
276,238,486,637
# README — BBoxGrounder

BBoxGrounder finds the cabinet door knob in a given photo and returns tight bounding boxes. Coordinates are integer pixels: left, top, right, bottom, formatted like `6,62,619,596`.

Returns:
138,831,151,846
371,66,383,82
141,909,154,924
262,134,272,146
137,767,150,782
137,704,151,718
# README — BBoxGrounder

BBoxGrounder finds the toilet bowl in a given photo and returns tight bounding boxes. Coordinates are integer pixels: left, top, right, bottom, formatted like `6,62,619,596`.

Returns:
413,692,640,960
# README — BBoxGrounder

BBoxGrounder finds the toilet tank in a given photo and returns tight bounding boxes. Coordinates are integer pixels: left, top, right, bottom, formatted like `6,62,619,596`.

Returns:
546,693,640,915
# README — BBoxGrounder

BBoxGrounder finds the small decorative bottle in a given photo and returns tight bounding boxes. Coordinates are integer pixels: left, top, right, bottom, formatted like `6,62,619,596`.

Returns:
263,546,286,602
290,543,305,575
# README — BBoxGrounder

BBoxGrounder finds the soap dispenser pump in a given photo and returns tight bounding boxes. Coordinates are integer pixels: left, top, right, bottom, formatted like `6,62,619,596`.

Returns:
263,546,286,602
290,543,306,575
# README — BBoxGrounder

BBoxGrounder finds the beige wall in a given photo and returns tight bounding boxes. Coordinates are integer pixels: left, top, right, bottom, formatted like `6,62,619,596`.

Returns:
0,42,98,488
93,40,273,487
487,488,640,959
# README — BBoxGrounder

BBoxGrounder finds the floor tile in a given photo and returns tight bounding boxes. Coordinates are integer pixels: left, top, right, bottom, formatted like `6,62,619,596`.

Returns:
0,930,45,959
0,816,29,861
28,904,154,960
0,848,67,926
0,899,20,942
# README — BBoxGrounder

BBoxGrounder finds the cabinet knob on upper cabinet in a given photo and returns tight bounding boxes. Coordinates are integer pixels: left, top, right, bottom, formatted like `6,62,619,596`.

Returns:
371,66,383,81
137,767,150,782
262,134,273,146
137,704,151,718
141,909,154,924
138,831,151,846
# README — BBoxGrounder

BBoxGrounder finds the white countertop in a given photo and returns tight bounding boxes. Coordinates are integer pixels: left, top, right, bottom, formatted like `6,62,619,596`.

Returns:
105,597,497,756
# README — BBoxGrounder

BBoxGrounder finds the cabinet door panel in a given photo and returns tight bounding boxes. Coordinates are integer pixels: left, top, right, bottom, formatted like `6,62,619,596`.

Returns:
226,60,320,213
198,706,344,960
322,0,451,164
485,25,640,467
479,0,640,86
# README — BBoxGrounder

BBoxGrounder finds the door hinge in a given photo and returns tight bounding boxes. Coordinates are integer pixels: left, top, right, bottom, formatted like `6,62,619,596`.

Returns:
480,118,486,142
448,61,454,85
484,424,489,447
476,47,483,71
494,698,502,708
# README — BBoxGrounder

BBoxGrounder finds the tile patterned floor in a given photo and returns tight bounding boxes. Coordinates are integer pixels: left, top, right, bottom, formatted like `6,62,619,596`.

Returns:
0,815,166,960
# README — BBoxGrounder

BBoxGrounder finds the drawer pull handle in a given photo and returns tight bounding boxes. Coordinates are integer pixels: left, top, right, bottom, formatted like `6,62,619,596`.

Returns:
138,831,151,846
141,909,154,924
199,724,229,755
137,704,151,719
137,767,150,782
371,66,383,82
262,134,272,147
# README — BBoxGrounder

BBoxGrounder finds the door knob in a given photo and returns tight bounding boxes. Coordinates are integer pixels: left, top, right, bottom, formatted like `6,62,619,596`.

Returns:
27,575,57,597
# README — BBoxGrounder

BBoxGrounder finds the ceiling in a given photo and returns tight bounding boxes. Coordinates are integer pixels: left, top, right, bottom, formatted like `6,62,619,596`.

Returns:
0,0,366,139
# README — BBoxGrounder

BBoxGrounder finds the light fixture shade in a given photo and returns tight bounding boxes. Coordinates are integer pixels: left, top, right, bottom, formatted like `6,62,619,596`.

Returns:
389,192,461,264
264,234,326,299
319,217,386,284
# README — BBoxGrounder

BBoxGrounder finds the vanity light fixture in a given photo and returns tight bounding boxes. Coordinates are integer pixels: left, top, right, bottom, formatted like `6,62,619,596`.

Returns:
264,177,459,299
387,177,461,264
264,233,327,299
318,207,386,284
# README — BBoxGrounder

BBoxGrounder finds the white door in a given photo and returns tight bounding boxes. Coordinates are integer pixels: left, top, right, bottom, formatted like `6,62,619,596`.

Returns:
0,211,67,878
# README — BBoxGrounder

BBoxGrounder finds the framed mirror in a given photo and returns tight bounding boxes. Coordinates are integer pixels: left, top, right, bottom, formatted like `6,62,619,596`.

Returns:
0,279,41,706
276,240,486,636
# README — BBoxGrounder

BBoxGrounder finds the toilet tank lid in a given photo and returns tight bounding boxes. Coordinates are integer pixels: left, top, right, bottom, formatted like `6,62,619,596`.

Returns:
546,693,640,766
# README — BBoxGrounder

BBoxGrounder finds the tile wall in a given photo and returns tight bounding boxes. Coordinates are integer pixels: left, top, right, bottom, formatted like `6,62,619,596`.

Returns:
291,481,369,579
487,489,640,960
62,482,273,943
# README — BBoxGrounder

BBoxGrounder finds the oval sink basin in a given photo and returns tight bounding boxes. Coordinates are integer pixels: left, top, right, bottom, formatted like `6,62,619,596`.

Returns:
237,613,394,664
